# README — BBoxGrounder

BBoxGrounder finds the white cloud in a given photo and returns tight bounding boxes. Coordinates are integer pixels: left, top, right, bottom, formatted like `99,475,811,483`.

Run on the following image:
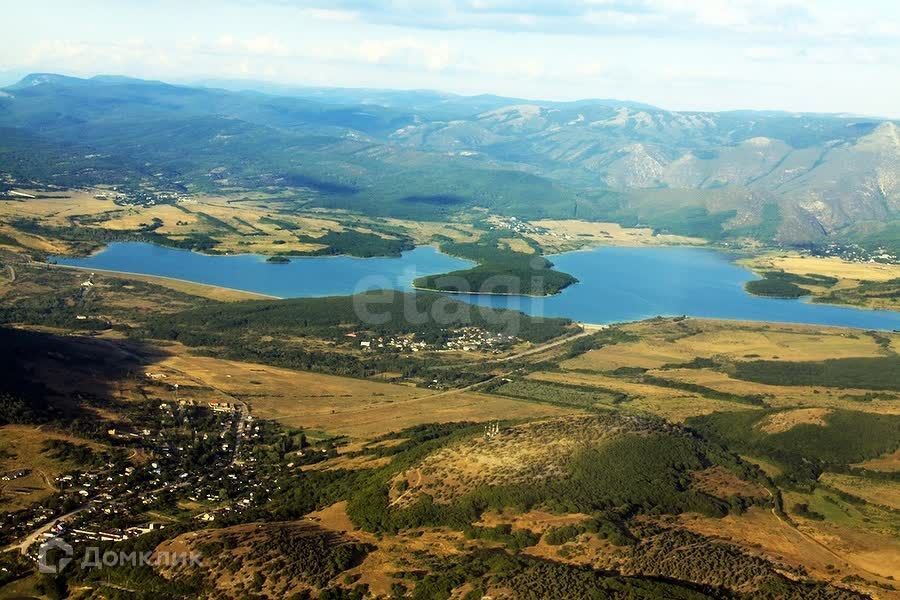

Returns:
745,46,787,61
4,1,899,116
300,8,359,22
575,61,609,78
215,35,291,57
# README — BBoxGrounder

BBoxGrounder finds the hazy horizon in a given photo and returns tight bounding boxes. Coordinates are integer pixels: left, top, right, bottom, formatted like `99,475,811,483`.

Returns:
3,0,900,118
3,69,898,121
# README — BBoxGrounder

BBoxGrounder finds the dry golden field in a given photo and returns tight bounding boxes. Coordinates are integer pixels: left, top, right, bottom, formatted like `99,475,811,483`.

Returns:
498,237,536,254
689,465,768,499
468,317,899,596
526,219,706,253
156,352,574,439
0,223,71,254
476,509,592,534
544,319,900,420
853,448,900,472
53,265,274,301
656,367,900,414
0,187,504,261
678,507,900,592
740,252,900,310
525,370,756,422
389,414,657,507
0,189,409,256
820,473,900,511
755,407,833,433
564,320,890,371
0,426,108,511
382,219,481,244
0,189,116,224
744,253,900,283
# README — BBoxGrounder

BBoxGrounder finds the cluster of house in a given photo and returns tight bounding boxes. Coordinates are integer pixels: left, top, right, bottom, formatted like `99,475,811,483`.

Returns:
489,216,548,236
1,469,30,482
808,243,897,264
443,327,518,352
57,466,139,499
42,520,166,544
4,387,275,556
208,401,235,414
1,505,58,542
95,187,185,207
355,334,429,353
352,327,518,354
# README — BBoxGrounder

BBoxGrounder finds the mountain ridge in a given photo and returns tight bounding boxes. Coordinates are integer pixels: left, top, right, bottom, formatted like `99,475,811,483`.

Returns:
1,73,897,250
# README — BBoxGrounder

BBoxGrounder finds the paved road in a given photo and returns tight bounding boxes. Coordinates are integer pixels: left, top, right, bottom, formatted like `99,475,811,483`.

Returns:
488,326,597,364
231,399,250,466
4,506,87,554
425,326,597,400
8,321,595,543
167,365,250,466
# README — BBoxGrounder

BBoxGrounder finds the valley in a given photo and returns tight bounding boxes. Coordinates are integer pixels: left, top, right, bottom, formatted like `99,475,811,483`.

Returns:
0,71,898,600
3,181,897,313
0,254,898,598
1,74,898,255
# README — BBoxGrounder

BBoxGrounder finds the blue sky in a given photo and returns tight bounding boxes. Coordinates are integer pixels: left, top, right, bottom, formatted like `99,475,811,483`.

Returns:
3,0,900,116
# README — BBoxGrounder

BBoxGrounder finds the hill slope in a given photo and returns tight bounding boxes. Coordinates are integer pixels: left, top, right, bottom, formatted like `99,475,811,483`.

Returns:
1,74,898,249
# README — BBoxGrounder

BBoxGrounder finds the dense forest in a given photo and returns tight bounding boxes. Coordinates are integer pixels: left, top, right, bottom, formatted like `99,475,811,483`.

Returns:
745,270,837,298
731,356,900,391
140,291,571,344
414,231,577,296
134,291,572,383
688,409,900,486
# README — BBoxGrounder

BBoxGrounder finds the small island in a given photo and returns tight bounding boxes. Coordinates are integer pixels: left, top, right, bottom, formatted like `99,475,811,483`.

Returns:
266,256,291,264
413,229,578,297
414,261,577,297
745,270,837,299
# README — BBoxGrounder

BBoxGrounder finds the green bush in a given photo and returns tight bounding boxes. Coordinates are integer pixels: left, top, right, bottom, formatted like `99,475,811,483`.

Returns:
745,278,809,298
732,356,900,391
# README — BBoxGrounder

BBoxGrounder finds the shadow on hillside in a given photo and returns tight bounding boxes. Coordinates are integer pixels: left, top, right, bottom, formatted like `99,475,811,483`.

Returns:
0,326,172,432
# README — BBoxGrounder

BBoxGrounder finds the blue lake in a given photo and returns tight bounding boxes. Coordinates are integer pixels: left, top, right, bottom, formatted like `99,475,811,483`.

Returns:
54,242,900,330
54,242,472,298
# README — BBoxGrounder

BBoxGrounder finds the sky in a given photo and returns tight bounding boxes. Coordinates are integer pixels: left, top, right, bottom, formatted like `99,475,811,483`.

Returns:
3,0,900,116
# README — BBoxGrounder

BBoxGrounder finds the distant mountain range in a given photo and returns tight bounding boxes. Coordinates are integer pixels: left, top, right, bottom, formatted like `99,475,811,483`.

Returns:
1,73,897,249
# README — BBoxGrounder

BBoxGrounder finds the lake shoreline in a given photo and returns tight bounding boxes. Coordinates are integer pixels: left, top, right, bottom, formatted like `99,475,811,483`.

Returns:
50,241,900,331
410,284,564,298
50,263,281,301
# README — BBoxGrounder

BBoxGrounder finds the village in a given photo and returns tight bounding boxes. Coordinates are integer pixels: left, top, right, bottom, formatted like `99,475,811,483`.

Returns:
351,326,519,354
95,187,187,208
805,242,898,264
0,385,292,561
489,216,549,236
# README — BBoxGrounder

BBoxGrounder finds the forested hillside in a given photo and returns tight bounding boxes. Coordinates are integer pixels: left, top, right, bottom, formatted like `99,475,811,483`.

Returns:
1,74,898,250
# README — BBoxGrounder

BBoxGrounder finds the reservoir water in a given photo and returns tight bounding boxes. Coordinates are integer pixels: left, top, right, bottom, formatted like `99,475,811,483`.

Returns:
55,242,472,298
54,242,900,330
